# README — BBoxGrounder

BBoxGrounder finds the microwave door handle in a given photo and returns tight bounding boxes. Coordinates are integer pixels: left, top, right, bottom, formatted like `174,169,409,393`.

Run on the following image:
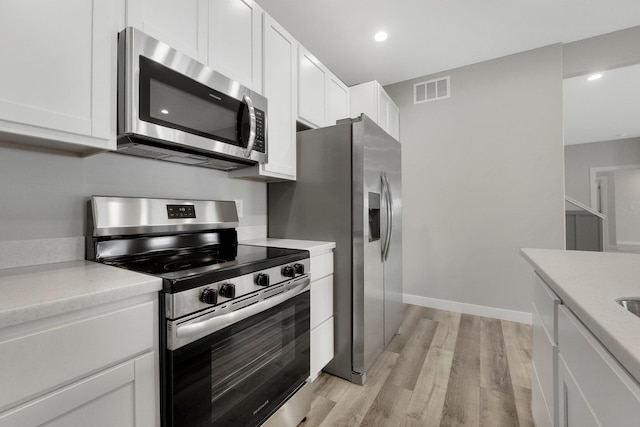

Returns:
242,94,257,158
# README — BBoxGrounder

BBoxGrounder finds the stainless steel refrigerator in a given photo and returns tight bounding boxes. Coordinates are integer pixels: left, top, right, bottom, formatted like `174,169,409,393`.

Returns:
268,114,403,384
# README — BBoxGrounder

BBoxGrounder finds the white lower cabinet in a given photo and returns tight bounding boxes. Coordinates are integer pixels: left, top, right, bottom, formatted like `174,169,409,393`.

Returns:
531,270,640,427
309,251,335,381
557,305,640,427
531,273,560,427
0,294,159,426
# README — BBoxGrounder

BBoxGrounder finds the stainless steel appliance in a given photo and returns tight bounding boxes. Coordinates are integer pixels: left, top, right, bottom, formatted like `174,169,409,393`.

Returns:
86,196,310,427
117,27,267,171
268,114,403,384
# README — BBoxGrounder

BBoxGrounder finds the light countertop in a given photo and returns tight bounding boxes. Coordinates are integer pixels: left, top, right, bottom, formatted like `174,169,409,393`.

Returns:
521,248,640,384
0,261,162,329
241,238,336,257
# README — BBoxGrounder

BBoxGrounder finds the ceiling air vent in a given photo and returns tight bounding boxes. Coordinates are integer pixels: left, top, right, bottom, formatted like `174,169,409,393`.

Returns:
414,76,450,104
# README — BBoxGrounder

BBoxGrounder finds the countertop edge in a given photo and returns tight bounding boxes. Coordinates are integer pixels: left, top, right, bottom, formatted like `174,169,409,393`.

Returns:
0,261,162,329
520,248,640,386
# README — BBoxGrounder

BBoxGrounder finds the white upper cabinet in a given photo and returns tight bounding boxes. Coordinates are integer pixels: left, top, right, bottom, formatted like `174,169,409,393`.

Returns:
230,12,297,181
297,45,327,128
326,73,349,127
350,80,400,140
297,44,349,129
126,0,208,63
208,0,263,93
0,0,123,153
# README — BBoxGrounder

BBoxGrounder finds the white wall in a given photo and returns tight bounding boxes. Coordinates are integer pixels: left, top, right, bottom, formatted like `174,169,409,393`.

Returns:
384,45,565,318
0,140,267,246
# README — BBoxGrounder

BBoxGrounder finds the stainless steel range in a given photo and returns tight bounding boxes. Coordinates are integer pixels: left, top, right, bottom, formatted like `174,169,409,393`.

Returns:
86,196,311,427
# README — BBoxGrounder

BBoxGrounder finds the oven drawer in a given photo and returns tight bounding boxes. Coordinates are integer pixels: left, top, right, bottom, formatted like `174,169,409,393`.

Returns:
0,298,155,411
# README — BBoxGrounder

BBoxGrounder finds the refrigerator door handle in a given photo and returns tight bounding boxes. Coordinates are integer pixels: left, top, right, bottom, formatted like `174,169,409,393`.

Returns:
383,172,394,262
380,171,388,261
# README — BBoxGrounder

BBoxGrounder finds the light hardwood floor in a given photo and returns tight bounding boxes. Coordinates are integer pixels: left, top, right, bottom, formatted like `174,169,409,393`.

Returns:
305,304,533,427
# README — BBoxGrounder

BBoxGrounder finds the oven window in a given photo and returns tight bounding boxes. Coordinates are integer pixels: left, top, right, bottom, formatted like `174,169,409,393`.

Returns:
165,291,310,427
139,56,246,148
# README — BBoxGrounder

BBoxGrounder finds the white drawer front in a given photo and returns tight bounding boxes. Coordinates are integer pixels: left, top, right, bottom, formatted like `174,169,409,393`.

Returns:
311,275,333,330
0,300,155,411
534,272,560,344
532,307,557,426
310,317,334,381
531,363,553,427
310,252,333,282
558,305,640,425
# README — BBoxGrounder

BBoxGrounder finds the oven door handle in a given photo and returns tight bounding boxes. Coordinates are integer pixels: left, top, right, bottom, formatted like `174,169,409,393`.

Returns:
174,276,310,345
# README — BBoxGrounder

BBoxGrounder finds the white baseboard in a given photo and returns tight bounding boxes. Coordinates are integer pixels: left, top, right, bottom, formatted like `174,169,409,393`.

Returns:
403,293,532,325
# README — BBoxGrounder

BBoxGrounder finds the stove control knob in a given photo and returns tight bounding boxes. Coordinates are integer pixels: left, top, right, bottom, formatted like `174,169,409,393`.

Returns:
282,265,295,278
293,263,305,275
256,273,270,287
219,283,236,298
200,288,218,305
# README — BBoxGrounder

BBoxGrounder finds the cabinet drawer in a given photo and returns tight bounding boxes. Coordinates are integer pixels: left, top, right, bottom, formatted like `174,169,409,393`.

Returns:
310,317,334,381
311,275,333,330
534,272,560,344
532,306,557,426
558,305,640,425
310,252,333,282
0,300,154,411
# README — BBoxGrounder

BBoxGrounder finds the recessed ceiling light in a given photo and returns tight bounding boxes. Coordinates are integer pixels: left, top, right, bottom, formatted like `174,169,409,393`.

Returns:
374,31,388,42
587,73,603,81
160,109,169,114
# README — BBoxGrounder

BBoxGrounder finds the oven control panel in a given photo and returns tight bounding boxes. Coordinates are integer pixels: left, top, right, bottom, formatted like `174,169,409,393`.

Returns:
167,258,310,319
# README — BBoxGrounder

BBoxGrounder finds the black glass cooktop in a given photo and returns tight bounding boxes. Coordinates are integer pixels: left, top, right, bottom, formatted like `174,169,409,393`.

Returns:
104,244,309,293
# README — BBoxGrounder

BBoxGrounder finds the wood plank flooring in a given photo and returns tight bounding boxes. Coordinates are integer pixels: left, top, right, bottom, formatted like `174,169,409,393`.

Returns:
305,304,533,427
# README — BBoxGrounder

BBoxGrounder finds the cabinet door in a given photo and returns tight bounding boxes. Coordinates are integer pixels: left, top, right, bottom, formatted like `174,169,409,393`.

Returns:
261,14,297,179
208,0,262,92
0,353,156,427
0,0,120,152
297,45,326,128
378,88,390,133
557,354,601,427
349,81,378,122
326,73,349,126
126,0,208,62
387,97,400,140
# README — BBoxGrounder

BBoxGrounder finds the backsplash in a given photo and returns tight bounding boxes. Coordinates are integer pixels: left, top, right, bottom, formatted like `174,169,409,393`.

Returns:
0,141,267,268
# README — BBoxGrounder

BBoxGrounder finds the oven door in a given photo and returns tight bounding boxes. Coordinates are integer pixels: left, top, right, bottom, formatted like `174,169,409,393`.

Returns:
163,285,310,427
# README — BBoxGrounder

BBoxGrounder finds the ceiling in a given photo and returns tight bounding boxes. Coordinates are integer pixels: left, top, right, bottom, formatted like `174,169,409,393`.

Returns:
255,0,640,87
255,0,640,146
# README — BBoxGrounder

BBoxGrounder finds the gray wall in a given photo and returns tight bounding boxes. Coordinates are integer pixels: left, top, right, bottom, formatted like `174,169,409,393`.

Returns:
564,137,640,206
563,26,640,77
0,140,267,242
384,45,565,315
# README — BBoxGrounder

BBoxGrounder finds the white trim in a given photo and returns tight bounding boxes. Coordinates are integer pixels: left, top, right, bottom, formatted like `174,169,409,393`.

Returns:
403,293,532,324
589,164,640,210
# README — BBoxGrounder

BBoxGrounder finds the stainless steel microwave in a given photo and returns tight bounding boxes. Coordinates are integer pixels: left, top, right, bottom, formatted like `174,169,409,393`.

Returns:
117,27,267,171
